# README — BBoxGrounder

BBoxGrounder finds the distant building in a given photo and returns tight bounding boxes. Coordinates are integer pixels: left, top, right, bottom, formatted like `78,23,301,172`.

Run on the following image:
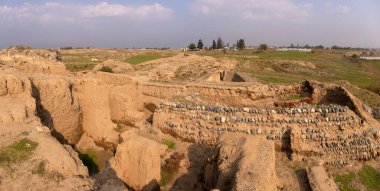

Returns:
276,48,312,52
360,57,380,60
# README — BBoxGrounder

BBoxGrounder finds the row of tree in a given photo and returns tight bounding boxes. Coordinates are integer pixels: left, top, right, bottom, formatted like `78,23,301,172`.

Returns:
188,40,372,51
287,44,371,50
188,37,246,50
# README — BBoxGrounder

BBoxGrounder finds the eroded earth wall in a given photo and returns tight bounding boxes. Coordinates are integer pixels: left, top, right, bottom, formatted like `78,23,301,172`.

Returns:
152,82,380,167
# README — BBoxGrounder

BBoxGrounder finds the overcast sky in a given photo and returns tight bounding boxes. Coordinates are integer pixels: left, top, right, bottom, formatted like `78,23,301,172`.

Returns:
0,0,379,48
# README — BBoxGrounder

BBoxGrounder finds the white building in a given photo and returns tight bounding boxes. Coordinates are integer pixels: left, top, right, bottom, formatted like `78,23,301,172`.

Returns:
360,57,380,60
276,48,312,52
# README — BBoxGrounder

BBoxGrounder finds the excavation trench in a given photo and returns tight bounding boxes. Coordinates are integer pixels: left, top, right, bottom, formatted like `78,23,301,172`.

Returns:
23,74,380,190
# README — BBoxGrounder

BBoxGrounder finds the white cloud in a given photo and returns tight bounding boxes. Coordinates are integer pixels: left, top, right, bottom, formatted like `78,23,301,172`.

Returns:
82,2,132,17
139,3,172,17
336,5,350,14
324,2,350,14
190,0,312,21
0,1,172,24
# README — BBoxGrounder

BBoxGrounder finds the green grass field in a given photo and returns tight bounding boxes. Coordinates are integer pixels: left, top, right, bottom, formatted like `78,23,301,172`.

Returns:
198,49,380,88
124,53,175,65
359,165,380,191
65,63,96,72
333,165,380,191
197,49,380,106
334,172,358,191
60,48,380,108
61,49,175,71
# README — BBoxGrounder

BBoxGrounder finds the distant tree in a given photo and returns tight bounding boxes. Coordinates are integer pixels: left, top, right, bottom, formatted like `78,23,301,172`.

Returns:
304,44,310,48
315,45,324,49
212,40,217,49
197,39,204,49
188,43,196,50
259,44,268,51
237,39,246,50
61,46,73,50
216,37,224,49
290,43,295,48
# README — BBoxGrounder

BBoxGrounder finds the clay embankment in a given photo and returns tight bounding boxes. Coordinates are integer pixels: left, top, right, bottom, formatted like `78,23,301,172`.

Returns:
0,72,92,191
152,81,380,167
2,48,380,190
0,47,66,75
204,134,276,191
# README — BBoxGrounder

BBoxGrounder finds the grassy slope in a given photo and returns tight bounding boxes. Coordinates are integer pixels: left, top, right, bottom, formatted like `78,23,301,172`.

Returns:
0,138,38,165
359,165,380,191
198,50,380,88
333,165,380,191
125,53,175,65
198,49,380,107
61,49,175,71
334,172,359,191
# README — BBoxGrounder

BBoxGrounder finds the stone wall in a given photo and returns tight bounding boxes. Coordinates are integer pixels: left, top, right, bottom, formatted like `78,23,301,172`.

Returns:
153,101,380,165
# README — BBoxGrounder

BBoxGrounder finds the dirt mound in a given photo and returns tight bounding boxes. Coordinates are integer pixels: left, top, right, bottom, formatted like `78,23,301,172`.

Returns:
93,59,134,73
0,72,38,124
7,46,61,62
0,47,66,75
73,77,119,151
133,54,237,81
111,135,161,190
0,124,92,191
307,166,338,191
206,134,276,191
31,75,82,144
0,70,92,190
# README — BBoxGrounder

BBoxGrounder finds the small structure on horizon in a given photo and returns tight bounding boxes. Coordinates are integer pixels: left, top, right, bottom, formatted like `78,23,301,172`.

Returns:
276,48,312,52
360,56,380,60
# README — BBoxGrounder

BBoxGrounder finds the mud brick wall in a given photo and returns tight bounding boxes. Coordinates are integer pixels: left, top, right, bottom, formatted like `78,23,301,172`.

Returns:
153,101,380,165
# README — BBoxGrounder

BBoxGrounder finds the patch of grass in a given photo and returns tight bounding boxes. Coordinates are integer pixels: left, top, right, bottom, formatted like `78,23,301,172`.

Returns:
358,165,380,191
255,51,319,61
65,63,96,72
160,166,176,186
162,139,176,149
33,161,46,176
78,148,99,175
286,161,306,171
116,124,124,132
0,138,38,165
125,53,174,65
284,94,305,101
46,170,64,182
32,160,64,182
99,66,113,73
334,172,358,191
366,83,380,96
